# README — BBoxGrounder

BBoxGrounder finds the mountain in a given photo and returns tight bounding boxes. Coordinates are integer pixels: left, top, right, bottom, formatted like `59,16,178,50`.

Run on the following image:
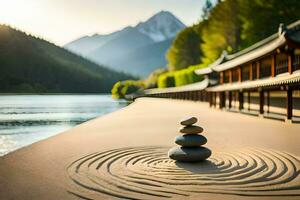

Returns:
0,25,134,93
108,39,173,77
88,27,154,65
64,11,185,77
65,27,134,56
136,11,185,42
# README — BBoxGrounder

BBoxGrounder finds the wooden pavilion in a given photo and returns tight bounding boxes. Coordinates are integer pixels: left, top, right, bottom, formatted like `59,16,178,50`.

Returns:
199,21,300,122
142,21,300,122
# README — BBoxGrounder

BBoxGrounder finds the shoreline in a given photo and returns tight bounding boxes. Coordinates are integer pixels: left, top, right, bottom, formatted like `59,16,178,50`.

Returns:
0,93,112,95
0,94,128,157
1,97,300,199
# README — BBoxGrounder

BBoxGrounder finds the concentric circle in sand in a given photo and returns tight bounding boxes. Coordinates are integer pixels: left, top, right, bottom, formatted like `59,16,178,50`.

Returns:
67,146,300,199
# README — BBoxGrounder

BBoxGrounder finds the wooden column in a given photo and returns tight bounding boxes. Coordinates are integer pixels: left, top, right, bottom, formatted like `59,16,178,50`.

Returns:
267,91,270,113
259,90,264,115
229,70,233,83
287,88,293,120
249,64,253,81
248,91,251,111
214,92,217,107
219,92,225,109
238,67,242,82
223,92,226,108
238,91,244,110
229,91,232,109
257,61,261,79
271,54,276,77
220,72,224,84
288,53,293,74
219,92,222,109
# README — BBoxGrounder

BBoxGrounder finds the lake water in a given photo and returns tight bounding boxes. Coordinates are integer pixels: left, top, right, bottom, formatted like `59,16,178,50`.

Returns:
0,95,128,156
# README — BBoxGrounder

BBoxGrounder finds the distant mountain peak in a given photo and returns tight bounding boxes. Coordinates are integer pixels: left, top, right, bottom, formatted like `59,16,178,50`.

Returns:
64,11,186,77
136,10,186,42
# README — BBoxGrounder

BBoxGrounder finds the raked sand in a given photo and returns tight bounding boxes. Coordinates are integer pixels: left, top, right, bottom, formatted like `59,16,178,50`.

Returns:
1,97,300,200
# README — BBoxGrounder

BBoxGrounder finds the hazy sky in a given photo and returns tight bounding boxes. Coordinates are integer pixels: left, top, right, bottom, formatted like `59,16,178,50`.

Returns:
0,0,206,46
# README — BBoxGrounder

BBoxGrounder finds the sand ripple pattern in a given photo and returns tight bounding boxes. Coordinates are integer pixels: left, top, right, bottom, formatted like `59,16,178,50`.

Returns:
67,146,300,199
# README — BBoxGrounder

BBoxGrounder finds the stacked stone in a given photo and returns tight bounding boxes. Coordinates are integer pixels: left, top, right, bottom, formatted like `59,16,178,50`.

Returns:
168,117,211,162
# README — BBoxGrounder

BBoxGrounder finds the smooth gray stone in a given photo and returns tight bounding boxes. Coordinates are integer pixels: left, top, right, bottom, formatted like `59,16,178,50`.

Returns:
180,116,197,126
179,125,203,134
175,135,207,147
168,147,211,162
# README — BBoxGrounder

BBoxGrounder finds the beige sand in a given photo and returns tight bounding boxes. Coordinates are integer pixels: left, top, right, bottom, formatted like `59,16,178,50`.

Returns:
1,97,300,200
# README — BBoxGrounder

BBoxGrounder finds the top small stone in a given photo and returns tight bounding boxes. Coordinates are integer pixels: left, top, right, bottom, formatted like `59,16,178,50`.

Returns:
180,116,198,126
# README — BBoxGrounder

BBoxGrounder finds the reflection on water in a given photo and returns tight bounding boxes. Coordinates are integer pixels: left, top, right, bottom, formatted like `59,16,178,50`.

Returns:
0,95,128,156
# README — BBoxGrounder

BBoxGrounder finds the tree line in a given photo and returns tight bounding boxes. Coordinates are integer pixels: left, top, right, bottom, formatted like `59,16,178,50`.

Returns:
161,0,300,87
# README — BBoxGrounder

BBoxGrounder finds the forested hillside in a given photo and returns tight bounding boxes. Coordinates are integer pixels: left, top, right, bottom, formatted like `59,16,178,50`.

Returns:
0,25,134,93
163,0,300,87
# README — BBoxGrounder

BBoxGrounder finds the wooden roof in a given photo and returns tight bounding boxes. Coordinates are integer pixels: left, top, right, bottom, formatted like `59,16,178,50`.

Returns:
195,51,227,75
144,78,209,94
197,20,300,73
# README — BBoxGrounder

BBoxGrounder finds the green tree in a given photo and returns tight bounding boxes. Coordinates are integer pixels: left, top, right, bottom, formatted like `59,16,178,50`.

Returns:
166,26,202,71
144,68,167,89
239,0,300,48
157,73,175,88
201,0,242,65
111,80,144,99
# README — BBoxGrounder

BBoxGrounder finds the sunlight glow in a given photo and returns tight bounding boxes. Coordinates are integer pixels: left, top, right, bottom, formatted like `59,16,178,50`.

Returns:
0,0,203,46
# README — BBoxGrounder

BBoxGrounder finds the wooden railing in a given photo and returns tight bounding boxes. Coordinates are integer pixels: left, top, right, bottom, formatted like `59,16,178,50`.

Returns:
252,63,257,80
293,54,300,71
146,90,209,102
242,67,250,81
260,64,272,78
276,59,288,75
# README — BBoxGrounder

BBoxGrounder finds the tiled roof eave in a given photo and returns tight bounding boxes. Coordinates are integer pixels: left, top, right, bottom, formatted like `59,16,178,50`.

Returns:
206,72,300,92
195,51,227,75
144,78,209,94
212,34,287,72
195,67,212,75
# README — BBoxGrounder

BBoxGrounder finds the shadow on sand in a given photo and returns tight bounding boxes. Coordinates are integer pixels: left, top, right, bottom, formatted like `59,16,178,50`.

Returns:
175,160,218,173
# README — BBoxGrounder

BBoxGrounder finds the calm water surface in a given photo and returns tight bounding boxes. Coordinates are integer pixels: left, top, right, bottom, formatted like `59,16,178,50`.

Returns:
0,95,128,156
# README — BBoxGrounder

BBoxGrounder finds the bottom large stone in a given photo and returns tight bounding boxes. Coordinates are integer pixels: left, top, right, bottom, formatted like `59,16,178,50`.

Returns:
168,146,211,162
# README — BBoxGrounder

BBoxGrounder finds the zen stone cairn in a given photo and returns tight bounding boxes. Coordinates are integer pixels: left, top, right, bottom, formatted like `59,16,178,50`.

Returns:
168,117,211,162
